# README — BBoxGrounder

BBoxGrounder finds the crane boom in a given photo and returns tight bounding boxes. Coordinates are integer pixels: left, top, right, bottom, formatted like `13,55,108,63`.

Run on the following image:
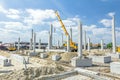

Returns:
55,11,69,36
54,11,77,51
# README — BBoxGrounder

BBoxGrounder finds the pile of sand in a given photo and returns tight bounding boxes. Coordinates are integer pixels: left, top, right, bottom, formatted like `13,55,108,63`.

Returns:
0,50,11,57
60,52,77,62
0,65,65,80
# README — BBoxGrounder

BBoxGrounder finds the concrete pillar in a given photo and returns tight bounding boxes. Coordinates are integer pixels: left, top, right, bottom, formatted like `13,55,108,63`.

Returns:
88,37,90,52
61,33,63,46
33,33,36,53
78,21,82,58
31,29,33,50
71,20,92,67
29,38,32,50
50,24,53,47
112,15,116,53
57,40,60,48
48,32,51,50
67,35,70,52
101,39,104,51
70,27,72,41
39,39,41,49
84,31,86,50
17,37,20,51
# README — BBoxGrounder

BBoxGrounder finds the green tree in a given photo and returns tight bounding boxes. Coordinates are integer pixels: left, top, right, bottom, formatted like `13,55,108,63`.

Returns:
107,42,112,49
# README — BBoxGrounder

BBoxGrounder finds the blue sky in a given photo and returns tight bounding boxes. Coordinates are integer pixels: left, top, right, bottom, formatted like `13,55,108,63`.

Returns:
0,0,119,45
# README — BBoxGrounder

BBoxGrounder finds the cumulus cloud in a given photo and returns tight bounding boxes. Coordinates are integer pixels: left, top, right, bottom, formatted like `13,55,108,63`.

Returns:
0,5,119,44
108,12,115,17
24,9,56,25
0,6,21,19
99,12,115,27
99,19,112,27
52,17,78,28
0,21,31,31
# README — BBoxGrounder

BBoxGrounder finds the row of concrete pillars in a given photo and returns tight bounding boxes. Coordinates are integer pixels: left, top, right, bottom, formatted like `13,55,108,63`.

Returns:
29,30,41,51
47,14,115,52
17,15,116,55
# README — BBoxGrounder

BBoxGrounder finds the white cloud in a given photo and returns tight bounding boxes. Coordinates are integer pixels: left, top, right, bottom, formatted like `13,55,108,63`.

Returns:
24,9,56,25
52,17,78,28
99,12,116,27
99,19,111,27
92,27,111,36
83,25,97,31
0,6,7,13
6,9,21,19
0,6,21,19
108,12,115,17
0,21,31,31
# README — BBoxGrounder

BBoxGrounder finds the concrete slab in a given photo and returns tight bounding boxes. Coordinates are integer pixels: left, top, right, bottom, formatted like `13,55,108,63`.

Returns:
0,56,11,66
110,62,120,74
71,57,92,67
48,49,66,52
40,53,48,59
11,54,29,64
52,55,61,61
28,52,38,56
89,56,111,63
106,53,120,59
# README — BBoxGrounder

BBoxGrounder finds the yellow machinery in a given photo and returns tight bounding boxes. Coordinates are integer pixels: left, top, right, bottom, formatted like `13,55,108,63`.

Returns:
117,47,120,53
7,44,16,51
55,11,77,51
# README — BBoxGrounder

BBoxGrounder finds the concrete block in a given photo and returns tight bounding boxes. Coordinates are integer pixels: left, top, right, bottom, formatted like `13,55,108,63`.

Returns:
52,55,61,61
89,56,111,63
110,62,120,74
48,49,66,52
71,57,92,67
28,52,38,56
11,54,29,64
0,56,11,66
40,53,48,59
107,53,120,59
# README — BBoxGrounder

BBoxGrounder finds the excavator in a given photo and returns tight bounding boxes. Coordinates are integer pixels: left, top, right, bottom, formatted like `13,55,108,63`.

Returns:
54,11,78,52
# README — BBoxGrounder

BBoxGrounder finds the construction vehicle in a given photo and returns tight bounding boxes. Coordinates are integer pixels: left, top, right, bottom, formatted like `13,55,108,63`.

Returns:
54,11,77,51
7,44,16,51
117,47,120,53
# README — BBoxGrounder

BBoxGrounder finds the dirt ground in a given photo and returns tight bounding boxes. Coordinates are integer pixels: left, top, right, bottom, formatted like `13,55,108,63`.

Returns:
0,49,120,80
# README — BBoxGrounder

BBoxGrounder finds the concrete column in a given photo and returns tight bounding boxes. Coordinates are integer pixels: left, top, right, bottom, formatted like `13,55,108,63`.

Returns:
61,33,63,46
101,39,104,51
84,31,86,50
67,35,70,52
39,39,41,49
57,40,60,48
17,37,20,51
112,15,116,53
29,38,32,50
78,20,82,58
31,29,33,50
48,32,51,50
33,33,36,53
50,24,53,47
70,27,72,41
88,37,90,52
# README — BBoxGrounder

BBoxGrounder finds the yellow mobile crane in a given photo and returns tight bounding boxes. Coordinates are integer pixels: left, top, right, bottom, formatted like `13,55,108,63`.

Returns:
55,11,77,51
117,47,120,53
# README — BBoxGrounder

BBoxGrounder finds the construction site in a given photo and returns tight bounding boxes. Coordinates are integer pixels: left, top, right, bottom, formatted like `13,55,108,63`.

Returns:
0,0,120,80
